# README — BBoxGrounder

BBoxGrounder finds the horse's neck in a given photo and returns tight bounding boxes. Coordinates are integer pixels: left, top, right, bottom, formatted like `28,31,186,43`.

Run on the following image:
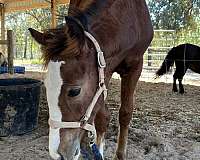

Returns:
69,0,94,12
69,0,107,20
69,0,125,59
69,0,109,15
69,0,148,66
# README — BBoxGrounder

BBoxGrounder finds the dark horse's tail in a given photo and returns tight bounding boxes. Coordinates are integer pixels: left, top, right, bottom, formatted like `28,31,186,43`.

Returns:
156,48,175,77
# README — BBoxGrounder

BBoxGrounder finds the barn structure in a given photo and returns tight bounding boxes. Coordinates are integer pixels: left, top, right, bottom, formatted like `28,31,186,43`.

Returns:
0,0,70,40
0,0,70,73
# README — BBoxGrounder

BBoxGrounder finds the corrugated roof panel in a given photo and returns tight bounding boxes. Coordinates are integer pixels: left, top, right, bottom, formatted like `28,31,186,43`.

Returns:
2,0,69,12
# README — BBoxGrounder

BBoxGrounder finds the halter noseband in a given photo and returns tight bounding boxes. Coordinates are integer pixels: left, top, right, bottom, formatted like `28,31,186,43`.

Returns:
48,31,107,137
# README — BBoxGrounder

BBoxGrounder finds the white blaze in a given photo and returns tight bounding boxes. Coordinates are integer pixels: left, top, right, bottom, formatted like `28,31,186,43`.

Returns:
99,135,105,159
44,61,64,160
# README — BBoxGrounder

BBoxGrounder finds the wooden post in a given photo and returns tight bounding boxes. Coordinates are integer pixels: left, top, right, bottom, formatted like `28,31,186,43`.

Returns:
51,0,57,28
0,3,6,53
148,48,152,67
7,30,14,74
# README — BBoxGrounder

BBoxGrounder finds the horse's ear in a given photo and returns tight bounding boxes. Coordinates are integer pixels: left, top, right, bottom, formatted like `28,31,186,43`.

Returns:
28,28,46,45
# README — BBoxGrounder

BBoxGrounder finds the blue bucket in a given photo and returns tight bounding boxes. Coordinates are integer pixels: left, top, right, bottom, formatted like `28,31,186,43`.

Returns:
0,66,25,74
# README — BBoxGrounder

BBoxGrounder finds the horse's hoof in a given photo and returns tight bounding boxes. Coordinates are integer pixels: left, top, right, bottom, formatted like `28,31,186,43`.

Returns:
172,89,178,92
113,154,125,160
179,91,184,94
112,156,119,160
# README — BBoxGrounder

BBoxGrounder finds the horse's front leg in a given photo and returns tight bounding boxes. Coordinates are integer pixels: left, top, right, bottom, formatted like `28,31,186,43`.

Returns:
95,103,111,158
178,68,186,94
178,79,184,94
114,62,142,160
80,103,110,160
173,77,178,92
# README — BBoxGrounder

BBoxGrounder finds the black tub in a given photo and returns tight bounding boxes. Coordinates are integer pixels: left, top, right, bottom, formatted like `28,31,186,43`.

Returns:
0,78,42,136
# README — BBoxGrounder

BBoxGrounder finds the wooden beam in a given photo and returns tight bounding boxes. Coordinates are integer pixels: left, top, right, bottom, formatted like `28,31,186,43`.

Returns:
3,0,70,13
0,40,7,44
1,3,5,40
4,0,32,2
5,3,49,12
51,0,57,28
0,3,6,54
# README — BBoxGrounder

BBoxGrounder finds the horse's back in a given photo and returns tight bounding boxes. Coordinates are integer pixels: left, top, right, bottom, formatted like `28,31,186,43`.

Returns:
90,0,153,74
173,44,200,73
187,44,200,60
115,0,153,49
172,44,200,60
91,0,153,54
118,0,153,69
187,44,200,73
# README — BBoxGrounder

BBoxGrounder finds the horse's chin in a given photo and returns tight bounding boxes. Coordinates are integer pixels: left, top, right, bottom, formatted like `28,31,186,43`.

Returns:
58,149,80,160
58,138,81,160
73,149,81,160
60,148,80,160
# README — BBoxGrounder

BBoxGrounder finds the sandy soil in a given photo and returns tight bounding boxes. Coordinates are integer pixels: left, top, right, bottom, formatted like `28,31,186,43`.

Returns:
0,78,200,160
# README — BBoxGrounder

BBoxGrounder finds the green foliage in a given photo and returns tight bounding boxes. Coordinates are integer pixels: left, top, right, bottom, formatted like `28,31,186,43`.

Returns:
147,0,200,49
3,2,200,64
5,4,69,60
148,0,200,30
145,0,200,67
151,30,176,47
30,59,43,65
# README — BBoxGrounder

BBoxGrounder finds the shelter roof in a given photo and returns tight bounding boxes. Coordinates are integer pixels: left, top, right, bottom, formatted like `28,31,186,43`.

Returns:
0,0,69,12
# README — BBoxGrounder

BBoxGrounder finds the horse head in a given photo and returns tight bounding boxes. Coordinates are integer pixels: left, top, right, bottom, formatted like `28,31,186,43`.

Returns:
29,17,106,160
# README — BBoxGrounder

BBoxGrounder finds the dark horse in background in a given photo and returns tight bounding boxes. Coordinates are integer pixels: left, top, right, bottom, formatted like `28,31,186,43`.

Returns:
29,0,153,159
156,43,200,94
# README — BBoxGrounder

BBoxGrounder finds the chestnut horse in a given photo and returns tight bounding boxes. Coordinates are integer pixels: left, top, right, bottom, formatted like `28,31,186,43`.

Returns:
29,0,153,159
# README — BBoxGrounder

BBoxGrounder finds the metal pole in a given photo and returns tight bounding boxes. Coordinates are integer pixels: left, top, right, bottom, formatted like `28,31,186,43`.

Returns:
148,49,152,67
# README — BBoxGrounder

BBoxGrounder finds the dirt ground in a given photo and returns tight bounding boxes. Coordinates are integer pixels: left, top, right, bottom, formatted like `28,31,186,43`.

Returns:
0,78,200,160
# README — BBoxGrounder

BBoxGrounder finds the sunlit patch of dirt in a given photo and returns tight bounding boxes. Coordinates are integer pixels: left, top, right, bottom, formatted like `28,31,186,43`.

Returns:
1,79,200,160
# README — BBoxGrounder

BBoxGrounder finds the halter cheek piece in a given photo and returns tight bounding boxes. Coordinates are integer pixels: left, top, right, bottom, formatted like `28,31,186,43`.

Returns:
48,31,107,139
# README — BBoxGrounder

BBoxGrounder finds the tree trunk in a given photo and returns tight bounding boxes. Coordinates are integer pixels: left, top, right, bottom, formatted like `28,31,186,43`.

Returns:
23,31,28,59
30,39,33,59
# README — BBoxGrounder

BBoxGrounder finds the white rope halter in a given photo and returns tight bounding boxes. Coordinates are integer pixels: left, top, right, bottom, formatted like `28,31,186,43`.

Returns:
48,31,107,136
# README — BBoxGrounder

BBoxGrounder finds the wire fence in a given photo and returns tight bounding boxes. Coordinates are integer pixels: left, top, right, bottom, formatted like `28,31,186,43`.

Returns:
0,29,200,66
144,29,200,70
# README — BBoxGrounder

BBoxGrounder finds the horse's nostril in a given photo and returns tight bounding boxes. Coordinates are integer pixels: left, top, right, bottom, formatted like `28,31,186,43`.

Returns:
75,148,79,156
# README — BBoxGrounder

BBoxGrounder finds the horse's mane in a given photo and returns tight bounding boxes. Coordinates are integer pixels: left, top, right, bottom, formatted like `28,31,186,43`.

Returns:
41,18,85,67
69,0,106,23
41,0,106,67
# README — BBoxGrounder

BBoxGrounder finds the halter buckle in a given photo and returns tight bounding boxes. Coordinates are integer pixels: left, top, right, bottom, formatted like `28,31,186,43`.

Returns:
80,115,88,127
98,51,106,68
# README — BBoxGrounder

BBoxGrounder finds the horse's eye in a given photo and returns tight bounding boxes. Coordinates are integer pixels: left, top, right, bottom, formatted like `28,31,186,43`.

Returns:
68,88,81,97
